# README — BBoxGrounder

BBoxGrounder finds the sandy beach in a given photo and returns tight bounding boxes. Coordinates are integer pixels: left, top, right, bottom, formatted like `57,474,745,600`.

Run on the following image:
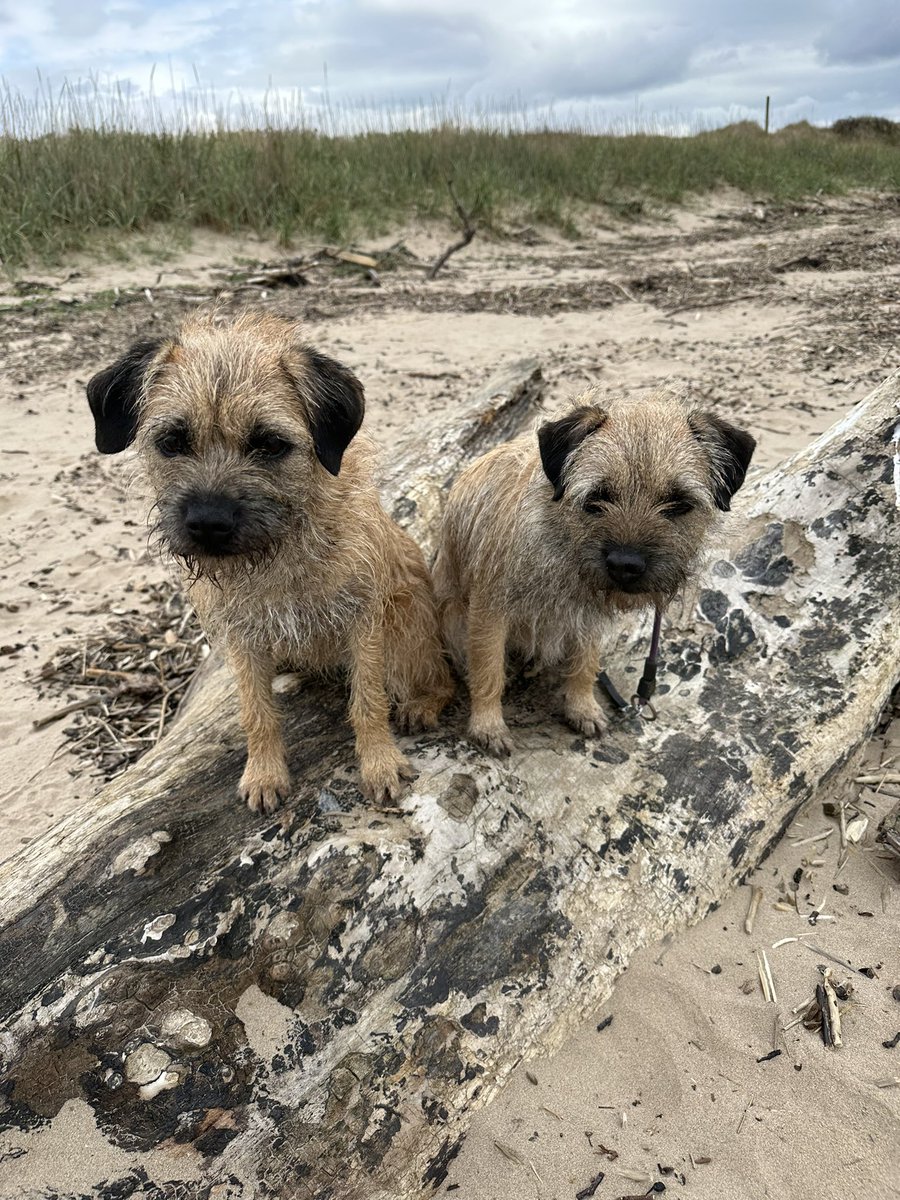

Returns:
1,193,898,1198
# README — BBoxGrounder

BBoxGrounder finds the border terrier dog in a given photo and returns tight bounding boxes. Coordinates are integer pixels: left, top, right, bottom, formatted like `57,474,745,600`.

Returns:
433,387,756,755
86,311,453,812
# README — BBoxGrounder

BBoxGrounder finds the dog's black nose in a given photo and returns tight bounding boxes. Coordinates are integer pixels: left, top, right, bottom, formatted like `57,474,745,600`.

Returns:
605,546,647,587
184,499,238,549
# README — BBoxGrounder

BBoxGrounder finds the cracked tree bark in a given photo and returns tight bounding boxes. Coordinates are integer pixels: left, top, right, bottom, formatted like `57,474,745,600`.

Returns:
1,366,898,1200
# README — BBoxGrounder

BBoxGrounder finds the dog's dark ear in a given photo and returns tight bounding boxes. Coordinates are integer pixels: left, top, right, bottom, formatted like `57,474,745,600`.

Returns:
305,350,365,476
689,412,757,511
538,405,608,501
86,339,164,454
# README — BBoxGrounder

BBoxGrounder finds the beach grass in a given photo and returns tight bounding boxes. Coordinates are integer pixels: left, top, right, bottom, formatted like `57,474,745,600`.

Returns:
2,82,899,270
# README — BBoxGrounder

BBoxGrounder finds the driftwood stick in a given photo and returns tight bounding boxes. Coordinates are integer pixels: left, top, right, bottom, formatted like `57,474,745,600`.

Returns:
426,180,477,280
31,693,114,729
744,885,763,934
819,968,843,1048
0,368,899,1199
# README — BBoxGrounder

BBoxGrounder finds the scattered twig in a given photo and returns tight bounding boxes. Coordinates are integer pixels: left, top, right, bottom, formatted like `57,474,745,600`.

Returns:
802,942,870,977
665,291,759,315
427,180,477,280
493,1141,525,1166
33,693,114,729
30,586,207,780
325,249,379,269
575,1169,606,1199
406,370,463,380
154,691,170,744
757,949,777,1003
745,886,763,934
818,968,843,1048
789,828,833,847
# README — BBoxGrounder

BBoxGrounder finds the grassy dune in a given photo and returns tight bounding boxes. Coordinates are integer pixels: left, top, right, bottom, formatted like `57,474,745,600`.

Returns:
2,114,899,270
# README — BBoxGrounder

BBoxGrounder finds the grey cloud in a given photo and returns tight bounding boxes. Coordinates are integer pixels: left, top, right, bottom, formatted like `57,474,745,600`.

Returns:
2,0,900,128
483,22,697,101
816,1,900,65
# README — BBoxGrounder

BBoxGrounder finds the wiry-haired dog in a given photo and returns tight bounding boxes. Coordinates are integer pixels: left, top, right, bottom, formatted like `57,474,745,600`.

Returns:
86,311,454,812
433,388,756,755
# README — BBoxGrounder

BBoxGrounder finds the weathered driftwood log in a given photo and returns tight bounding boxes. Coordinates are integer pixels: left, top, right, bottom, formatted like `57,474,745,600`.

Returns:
1,368,899,1200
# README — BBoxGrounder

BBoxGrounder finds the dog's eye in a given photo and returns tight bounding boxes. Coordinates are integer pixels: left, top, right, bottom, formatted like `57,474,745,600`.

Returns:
156,429,190,457
247,433,293,460
583,487,613,514
662,498,694,517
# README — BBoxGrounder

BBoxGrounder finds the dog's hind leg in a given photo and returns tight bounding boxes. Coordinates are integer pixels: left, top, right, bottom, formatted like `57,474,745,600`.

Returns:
384,533,455,734
466,594,513,757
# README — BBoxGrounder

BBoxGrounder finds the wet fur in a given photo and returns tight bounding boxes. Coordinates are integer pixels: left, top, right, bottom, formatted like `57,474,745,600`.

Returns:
433,386,755,754
87,310,453,812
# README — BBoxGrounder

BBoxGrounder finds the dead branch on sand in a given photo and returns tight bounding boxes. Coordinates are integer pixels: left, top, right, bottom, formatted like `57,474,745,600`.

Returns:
427,179,478,280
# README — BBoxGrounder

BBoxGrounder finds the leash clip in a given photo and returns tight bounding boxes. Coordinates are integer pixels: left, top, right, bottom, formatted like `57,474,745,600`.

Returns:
598,606,665,723
631,640,659,720
631,694,658,721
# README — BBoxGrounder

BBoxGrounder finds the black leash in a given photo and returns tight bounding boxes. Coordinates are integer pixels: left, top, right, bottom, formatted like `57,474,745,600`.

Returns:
597,606,663,721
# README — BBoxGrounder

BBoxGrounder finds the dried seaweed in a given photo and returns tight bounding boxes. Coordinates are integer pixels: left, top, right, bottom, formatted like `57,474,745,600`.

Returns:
33,585,208,781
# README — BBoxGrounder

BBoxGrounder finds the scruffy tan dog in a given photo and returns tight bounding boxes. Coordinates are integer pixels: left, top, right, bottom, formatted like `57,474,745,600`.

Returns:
433,388,756,755
86,311,453,812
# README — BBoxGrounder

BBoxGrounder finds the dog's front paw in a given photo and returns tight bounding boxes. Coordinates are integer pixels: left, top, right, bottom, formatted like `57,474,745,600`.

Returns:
469,717,514,757
360,747,417,804
564,700,608,739
564,696,614,739
239,759,291,815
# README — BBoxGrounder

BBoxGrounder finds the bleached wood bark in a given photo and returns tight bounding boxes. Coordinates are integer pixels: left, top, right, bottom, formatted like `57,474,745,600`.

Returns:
0,366,898,1200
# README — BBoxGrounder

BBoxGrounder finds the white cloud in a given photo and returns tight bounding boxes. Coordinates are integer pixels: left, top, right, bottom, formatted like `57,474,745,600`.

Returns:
2,0,899,131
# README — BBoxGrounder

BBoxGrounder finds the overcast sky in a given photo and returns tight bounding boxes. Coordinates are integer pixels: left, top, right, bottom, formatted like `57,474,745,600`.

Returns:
2,0,900,131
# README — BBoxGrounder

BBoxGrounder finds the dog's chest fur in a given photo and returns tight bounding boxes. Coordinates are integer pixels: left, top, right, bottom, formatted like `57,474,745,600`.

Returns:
190,567,369,667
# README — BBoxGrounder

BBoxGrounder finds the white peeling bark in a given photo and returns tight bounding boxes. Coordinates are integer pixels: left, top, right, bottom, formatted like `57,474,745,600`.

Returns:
0,366,898,1200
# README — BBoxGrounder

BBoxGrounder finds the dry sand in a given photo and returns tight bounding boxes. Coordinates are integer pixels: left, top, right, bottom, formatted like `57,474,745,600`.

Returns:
445,731,900,1200
0,193,898,1197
